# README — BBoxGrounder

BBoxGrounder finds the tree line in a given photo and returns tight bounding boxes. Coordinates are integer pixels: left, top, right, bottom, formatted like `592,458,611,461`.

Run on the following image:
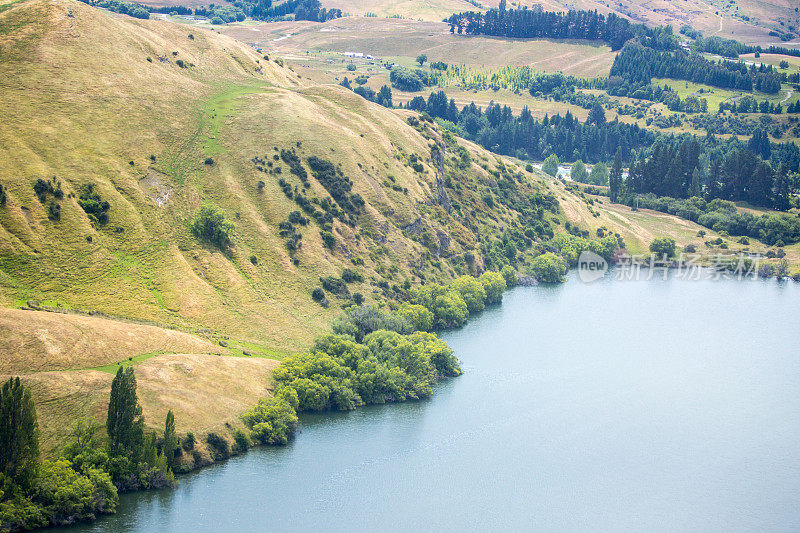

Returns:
0,369,178,531
408,91,656,164
445,7,676,51
610,43,784,94
623,130,798,210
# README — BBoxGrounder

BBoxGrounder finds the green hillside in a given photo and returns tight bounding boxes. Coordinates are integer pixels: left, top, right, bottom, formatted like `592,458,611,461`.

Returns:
2,0,794,460
0,0,566,452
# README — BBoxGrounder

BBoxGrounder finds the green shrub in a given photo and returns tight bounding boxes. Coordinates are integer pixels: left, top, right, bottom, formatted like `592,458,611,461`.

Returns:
649,237,677,259
500,265,516,288
33,459,117,524
190,205,234,250
389,66,430,91
450,275,486,314
77,184,110,224
527,252,567,283
396,303,434,332
272,331,461,412
331,304,411,341
204,433,229,461
241,394,298,445
181,433,196,451
320,276,349,297
542,154,560,177
320,230,335,249
478,271,506,305
571,160,589,182
341,268,364,283
411,284,468,329
232,430,251,453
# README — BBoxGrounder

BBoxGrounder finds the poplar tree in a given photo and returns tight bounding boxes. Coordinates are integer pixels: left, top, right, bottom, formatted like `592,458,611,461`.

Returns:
0,377,40,490
163,410,177,469
106,367,144,460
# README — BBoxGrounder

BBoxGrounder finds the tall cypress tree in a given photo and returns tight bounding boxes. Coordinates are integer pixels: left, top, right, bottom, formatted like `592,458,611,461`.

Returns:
163,410,177,469
609,148,623,203
0,377,40,490
106,367,144,461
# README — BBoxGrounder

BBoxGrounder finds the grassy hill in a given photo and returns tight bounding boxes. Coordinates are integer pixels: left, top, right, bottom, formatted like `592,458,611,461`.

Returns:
0,0,564,452
2,0,796,458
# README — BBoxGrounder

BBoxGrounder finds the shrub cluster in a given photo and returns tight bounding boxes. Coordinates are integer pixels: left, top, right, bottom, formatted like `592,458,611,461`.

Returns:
626,195,800,245
412,271,506,329
306,157,364,217
190,205,234,251
280,149,308,182
272,331,461,411
77,184,110,225
389,66,433,92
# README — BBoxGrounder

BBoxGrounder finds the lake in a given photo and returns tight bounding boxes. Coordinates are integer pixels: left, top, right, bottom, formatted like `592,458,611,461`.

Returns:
69,271,800,532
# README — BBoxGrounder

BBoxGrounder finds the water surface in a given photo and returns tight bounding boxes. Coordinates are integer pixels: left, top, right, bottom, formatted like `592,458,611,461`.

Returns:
71,273,800,532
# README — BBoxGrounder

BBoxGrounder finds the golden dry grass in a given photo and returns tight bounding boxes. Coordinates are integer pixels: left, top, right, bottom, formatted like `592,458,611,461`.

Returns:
0,308,222,373
4,352,279,456
134,353,279,434
224,17,616,78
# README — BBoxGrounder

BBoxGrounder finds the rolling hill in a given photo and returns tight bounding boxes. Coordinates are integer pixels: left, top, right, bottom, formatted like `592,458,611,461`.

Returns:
2,0,793,457
0,0,563,451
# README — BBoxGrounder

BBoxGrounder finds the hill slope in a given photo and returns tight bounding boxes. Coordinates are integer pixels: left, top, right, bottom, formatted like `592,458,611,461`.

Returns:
0,0,565,452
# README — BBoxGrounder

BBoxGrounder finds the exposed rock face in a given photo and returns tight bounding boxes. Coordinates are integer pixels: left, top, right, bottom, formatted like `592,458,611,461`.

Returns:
403,217,424,237
436,230,451,257
431,145,451,213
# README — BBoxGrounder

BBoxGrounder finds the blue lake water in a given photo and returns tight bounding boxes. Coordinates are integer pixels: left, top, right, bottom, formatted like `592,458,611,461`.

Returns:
70,272,800,532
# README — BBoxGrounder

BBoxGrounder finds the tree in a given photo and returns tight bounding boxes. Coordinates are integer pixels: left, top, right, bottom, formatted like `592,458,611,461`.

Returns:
542,154,560,177
527,252,567,283
587,103,606,126
0,378,40,490
500,265,516,288
649,237,676,258
396,303,434,332
163,410,177,469
241,393,299,445
412,284,469,329
571,160,589,182
450,275,487,314
589,162,609,185
609,148,623,203
478,271,506,305
106,367,144,461
416,53,427,66
190,205,234,251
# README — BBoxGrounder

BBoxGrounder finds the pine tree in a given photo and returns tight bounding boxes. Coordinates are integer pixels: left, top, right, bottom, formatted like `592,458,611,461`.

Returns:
0,377,40,490
106,367,144,460
609,148,623,203
163,410,177,469
587,103,606,126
